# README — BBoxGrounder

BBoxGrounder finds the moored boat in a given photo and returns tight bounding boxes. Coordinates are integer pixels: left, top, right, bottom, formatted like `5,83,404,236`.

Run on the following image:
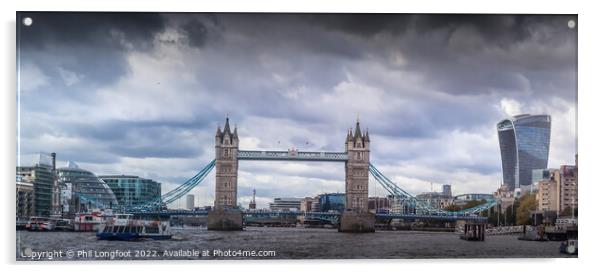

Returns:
54,219,75,231
96,214,172,241
74,211,110,232
16,218,28,230
25,217,56,231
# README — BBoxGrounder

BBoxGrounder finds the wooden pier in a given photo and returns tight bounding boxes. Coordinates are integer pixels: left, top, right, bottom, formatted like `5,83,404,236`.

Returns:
460,222,486,241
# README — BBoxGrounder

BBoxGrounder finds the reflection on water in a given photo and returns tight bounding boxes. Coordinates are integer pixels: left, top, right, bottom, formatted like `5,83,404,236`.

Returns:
16,226,571,260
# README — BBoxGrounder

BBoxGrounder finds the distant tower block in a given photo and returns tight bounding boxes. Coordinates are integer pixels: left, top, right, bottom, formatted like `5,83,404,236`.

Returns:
249,189,257,209
340,118,375,232
208,116,243,231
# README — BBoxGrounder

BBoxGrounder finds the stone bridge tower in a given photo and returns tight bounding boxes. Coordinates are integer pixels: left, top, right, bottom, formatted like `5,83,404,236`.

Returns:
340,119,375,232
208,117,243,230
214,117,239,209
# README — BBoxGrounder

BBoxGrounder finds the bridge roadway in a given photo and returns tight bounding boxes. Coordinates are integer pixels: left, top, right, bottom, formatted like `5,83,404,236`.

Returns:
237,150,348,162
132,210,487,222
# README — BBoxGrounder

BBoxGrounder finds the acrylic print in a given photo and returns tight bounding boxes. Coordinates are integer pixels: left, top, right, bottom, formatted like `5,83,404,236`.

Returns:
16,13,577,260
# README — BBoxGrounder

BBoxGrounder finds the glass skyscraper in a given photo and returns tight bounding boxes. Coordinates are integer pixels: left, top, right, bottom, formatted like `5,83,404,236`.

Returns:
497,114,551,191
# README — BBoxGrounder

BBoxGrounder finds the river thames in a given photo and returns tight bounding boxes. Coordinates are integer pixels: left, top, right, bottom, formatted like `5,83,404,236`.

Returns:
16,227,573,260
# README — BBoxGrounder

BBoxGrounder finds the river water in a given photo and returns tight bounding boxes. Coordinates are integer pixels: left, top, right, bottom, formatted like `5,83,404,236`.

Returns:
16,227,573,261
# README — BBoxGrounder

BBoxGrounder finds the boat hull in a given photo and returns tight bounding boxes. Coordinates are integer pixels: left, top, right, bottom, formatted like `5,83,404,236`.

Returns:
25,224,55,231
96,232,172,241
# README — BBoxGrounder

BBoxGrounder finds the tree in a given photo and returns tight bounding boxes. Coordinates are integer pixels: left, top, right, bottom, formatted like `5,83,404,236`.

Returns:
463,199,487,209
516,193,537,225
504,204,515,225
444,204,462,211
560,206,578,217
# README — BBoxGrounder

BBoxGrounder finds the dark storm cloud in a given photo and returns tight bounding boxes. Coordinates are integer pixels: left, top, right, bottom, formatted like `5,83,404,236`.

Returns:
267,14,577,97
308,14,573,47
18,13,577,198
178,14,224,48
18,12,167,86
18,12,165,50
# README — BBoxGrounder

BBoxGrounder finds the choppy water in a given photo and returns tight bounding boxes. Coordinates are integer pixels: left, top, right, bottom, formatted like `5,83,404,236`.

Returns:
16,227,573,261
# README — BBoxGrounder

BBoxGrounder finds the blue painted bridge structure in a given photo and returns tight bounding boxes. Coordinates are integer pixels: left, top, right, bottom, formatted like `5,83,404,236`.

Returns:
110,118,497,225
118,157,496,220
132,210,488,223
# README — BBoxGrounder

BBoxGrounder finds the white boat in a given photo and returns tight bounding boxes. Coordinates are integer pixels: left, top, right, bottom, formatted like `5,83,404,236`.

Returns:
74,211,107,231
97,214,172,241
25,217,56,231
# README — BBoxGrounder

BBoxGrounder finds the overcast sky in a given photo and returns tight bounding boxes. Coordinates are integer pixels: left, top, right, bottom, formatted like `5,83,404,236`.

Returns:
17,13,577,209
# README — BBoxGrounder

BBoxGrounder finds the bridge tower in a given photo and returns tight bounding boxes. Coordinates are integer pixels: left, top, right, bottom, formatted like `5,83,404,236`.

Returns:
208,116,243,230
340,118,375,232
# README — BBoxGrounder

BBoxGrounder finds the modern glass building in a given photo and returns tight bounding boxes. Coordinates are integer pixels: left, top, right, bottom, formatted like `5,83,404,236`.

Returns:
99,175,161,209
17,164,54,217
16,153,59,217
497,114,551,191
57,162,118,217
17,153,55,216
318,193,346,213
532,168,553,185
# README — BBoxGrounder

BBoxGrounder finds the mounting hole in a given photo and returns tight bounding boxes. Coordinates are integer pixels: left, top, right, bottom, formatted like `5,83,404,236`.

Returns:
22,17,33,26
568,20,576,29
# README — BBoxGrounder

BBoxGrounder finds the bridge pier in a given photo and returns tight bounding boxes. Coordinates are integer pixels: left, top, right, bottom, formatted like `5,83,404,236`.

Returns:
207,209,243,231
339,211,375,233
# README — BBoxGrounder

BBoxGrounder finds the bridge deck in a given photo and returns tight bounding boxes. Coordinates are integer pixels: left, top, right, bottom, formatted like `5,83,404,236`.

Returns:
133,210,487,222
237,150,348,162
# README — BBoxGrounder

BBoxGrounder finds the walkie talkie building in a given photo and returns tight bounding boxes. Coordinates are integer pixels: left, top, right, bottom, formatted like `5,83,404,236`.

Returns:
497,114,551,191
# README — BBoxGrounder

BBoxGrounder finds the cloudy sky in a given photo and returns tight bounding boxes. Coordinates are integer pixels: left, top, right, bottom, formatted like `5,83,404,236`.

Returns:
17,13,577,209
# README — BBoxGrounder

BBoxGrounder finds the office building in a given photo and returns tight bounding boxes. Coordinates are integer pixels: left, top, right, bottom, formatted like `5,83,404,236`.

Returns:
57,161,118,217
417,192,454,210
17,154,55,217
493,184,516,210
299,197,315,212
532,169,552,185
99,175,161,209
559,164,578,213
537,169,561,212
16,174,35,219
442,184,452,196
415,185,454,211
186,194,195,210
317,193,346,213
497,114,551,191
269,197,302,211
453,193,494,207
536,155,578,215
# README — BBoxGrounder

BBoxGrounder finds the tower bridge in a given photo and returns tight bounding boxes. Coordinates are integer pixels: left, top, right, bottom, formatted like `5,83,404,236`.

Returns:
116,117,498,233
211,117,373,232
